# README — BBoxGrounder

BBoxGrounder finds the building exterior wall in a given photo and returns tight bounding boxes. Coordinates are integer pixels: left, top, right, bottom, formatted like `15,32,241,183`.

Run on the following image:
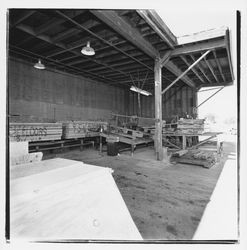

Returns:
8,58,127,122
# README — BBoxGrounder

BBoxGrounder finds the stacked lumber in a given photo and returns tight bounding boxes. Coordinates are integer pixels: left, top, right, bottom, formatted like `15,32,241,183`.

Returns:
171,149,217,168
62,121,108,139
9,123,63,142
177,119,205,134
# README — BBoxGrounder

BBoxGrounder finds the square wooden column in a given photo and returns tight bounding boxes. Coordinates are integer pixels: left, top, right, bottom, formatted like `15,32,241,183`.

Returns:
154,58,163,160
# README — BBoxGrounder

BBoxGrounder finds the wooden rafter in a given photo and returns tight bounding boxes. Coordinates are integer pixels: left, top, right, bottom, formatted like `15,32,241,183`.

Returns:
213,50,226,82
10,10,35,28
180,55,205,83
15,23,143,82
171,39,226,57
202,55,220,82
162,50,210,94
9,45,121,85
90,10,159,59
165,61,196,89
137,10,176,49
190,54,211,83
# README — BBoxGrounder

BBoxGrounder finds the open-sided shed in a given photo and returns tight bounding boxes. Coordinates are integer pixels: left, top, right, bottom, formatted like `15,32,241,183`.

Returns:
8,9,234,160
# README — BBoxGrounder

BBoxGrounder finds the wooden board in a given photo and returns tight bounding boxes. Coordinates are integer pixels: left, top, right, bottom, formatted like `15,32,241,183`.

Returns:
10,158,142,240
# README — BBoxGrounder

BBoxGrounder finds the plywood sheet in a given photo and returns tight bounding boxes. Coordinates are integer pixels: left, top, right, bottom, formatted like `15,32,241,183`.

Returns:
10,158,142,240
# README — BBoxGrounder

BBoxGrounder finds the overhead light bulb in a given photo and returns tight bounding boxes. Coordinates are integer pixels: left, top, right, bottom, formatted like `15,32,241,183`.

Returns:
81,41,95,56
130,86,152,96
34,59,45,70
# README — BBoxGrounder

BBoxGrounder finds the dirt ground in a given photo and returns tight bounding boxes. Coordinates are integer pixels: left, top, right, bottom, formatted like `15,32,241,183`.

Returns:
43,135,237,240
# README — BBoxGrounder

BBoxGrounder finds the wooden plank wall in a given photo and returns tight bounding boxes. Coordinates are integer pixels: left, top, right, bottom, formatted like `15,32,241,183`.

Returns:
128,85,197,123
8,58,127,123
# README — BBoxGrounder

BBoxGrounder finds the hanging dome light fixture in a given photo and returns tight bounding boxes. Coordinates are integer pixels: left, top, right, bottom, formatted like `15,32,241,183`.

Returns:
81,41,95,56
34,59,45,70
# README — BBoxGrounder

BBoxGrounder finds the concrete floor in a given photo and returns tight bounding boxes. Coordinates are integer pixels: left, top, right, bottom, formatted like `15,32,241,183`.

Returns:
43,135,236,240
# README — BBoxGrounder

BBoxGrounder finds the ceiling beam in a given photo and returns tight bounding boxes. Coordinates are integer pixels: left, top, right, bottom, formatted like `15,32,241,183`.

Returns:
180,55,205,83
14,23,139,81
10,10,35,28
9,45,120,84
137,10,176,49
56,10,157,74
90,10,159,59
202,55,220,83
161,51,210,94
171,39,226,57
190,54,211,83
225,29,234,81
213,50,226,82
165,61,196,89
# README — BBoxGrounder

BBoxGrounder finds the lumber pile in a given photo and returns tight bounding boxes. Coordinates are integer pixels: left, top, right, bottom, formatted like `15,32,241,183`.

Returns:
170,149,217,168
9,123,63,142
177,119,205,134
62,121,108,139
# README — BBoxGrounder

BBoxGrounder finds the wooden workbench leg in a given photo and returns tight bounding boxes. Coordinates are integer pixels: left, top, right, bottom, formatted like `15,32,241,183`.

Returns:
99,136,102,155
131,143,134,156
80,139,83,151
182,135,186,150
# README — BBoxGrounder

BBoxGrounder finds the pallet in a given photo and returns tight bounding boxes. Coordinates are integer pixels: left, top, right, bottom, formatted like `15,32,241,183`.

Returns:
170,149,218,169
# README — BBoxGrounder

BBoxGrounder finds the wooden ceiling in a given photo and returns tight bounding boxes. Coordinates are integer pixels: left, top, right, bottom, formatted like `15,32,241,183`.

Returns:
8,9,234,91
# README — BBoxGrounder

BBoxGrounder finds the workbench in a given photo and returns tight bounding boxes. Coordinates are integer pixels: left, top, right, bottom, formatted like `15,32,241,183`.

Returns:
162,132,222,152
99,132,153,155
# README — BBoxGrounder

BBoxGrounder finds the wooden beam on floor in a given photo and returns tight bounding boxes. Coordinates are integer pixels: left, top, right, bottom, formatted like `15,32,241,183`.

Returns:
154,58,163,161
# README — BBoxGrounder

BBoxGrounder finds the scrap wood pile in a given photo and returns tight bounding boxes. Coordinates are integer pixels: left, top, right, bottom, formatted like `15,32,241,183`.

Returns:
170,149,218,169
176,119,205,134
9,123,63,142
62,121,108,139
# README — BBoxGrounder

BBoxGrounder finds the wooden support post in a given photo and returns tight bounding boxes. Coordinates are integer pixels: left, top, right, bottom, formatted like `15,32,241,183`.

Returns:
154,58,163,160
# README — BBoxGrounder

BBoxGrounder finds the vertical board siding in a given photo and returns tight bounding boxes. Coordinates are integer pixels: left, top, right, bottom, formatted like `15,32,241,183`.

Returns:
8,58,127,122
128,85,197,123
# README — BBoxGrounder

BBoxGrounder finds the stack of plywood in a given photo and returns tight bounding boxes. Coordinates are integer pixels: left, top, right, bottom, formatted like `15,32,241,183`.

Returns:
177,119,205,134
9,123,63,142
62,121,108,139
